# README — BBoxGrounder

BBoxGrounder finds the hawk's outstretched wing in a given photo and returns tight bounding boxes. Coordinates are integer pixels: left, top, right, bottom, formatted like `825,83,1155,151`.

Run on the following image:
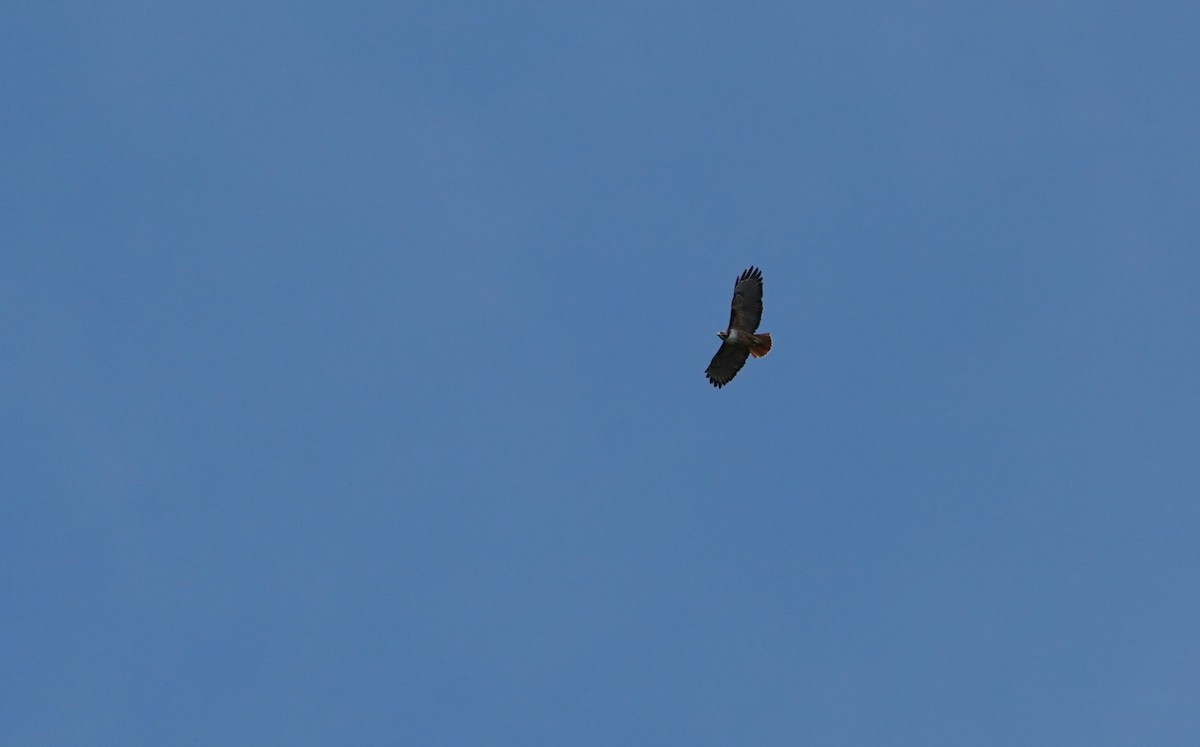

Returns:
706,342,751,388
727,266,764,333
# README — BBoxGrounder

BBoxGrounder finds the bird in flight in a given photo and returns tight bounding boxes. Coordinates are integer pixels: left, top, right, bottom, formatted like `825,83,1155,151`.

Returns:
705,266,772,388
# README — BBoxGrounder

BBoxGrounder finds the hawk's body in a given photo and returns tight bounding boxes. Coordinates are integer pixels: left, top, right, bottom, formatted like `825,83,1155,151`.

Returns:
706,266,771,388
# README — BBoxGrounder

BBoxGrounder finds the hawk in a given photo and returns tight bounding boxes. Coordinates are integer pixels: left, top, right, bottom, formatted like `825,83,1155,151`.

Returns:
705,266,772,388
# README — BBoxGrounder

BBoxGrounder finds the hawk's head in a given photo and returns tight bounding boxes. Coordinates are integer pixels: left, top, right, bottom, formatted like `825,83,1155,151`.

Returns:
717,330,728,341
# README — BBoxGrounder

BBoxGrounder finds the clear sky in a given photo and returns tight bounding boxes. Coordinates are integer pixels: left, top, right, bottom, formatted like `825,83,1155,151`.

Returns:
4,2,1199,744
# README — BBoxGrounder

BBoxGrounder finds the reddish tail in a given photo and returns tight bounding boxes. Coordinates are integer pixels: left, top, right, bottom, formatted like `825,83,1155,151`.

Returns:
749,332,772,358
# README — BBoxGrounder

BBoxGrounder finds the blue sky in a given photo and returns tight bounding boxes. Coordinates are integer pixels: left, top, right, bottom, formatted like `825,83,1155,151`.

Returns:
4,2,1200,744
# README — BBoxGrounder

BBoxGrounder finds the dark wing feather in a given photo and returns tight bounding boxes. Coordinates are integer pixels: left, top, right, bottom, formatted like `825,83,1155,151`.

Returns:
727,266,764,333
706,342,751,388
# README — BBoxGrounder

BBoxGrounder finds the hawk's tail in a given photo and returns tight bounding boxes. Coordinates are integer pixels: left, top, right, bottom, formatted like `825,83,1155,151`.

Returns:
749,333,772,358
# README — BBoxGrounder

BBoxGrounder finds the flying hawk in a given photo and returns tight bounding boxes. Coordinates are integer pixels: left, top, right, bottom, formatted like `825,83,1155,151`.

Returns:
705,266,772,388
